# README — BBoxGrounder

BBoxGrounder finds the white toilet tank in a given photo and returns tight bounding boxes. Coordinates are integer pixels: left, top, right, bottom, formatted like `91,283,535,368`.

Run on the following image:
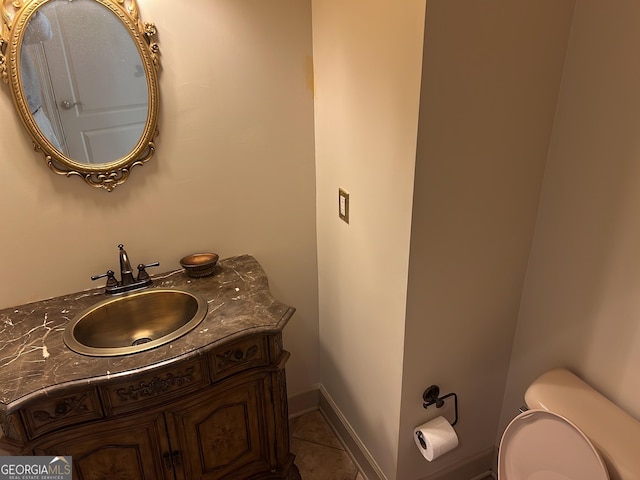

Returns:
523,368,640,480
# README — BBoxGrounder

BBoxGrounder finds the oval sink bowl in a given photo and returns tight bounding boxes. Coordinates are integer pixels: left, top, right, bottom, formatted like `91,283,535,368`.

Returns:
64,289,208,357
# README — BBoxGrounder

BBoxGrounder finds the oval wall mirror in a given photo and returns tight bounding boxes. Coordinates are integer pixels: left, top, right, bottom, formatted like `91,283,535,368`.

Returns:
0,0,160,191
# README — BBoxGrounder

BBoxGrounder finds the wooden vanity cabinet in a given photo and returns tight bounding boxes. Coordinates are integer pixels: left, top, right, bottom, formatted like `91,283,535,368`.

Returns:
33,412,170,479
165,372,274,479
19,333,300,480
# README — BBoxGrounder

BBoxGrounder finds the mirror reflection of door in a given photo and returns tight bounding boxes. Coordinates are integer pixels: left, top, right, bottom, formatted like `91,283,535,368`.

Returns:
21,0,149,165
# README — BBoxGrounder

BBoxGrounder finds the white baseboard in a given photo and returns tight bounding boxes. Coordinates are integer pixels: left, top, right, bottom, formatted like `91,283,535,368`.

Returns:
470,472,496,480
423,448,495,480
289,385,496,480
317,384,388,480
287,384,321,418
469,473,495,480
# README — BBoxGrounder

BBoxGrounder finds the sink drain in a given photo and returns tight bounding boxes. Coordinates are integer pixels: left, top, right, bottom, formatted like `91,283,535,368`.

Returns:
132,337,153,346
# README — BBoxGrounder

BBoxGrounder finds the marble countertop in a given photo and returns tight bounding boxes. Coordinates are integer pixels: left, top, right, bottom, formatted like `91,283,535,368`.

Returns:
0,255,295,413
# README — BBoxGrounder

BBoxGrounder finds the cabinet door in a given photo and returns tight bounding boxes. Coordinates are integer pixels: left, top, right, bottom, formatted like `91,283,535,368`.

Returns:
33,412,172,480
166,374,272,480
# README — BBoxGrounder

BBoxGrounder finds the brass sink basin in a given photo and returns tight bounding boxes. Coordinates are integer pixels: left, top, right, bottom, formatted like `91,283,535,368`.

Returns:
64,289,208,356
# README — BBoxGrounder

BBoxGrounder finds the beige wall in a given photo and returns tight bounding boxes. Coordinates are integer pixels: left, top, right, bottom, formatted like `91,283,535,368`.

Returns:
0,0,319,395
500,0,640,435
5,0,639,476
398,1,576,478
312,0,426,477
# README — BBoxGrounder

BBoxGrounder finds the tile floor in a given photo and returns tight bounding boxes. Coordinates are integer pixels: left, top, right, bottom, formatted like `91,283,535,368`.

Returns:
290,410,363,480
290,410,495,480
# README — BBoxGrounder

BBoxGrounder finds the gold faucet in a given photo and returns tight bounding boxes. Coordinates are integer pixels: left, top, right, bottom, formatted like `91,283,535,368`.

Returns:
92,244,159,295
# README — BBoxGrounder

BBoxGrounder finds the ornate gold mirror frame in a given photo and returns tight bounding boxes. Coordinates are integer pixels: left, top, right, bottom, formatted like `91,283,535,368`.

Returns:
0,0,160,191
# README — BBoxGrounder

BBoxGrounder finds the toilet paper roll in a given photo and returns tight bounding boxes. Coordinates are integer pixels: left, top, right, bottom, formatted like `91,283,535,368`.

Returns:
413,416,459,461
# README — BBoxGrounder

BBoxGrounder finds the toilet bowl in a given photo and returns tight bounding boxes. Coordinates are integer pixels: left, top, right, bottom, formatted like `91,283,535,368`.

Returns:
498,409,609,479
496,368,640,480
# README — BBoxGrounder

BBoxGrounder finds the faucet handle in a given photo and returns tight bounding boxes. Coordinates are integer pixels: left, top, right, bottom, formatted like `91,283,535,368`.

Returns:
137,262,160,281
91,270,118,288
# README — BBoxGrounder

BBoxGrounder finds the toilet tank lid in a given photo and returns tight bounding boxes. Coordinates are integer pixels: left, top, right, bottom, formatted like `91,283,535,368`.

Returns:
525,368,640,480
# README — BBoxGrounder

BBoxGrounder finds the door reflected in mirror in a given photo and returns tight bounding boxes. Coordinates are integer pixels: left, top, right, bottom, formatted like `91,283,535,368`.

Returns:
0,0,160,191
21,0,149,165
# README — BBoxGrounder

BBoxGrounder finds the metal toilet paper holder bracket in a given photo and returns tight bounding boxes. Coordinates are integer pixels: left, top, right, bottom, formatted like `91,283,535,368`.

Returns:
422,385,458,426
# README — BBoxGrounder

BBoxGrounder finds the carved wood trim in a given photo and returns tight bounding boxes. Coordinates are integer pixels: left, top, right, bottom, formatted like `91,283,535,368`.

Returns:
0,412,23,442
102,358,209,416
22,389,103,439
215,345,259,369
209,337,270,384
32,394,89,423
116,367,195,402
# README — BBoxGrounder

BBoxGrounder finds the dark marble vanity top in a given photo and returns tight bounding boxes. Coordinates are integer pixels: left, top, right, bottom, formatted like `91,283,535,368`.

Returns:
0,255,294,414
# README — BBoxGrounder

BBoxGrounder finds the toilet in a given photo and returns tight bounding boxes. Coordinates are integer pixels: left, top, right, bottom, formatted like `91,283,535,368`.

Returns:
498,409,609,479
497,368,640,480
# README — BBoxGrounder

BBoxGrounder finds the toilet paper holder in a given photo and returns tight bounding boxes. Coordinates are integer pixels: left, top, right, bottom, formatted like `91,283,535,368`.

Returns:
422,385,458,426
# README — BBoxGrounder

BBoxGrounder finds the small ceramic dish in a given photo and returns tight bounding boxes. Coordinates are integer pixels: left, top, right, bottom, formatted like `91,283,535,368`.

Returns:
180,253,219,278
